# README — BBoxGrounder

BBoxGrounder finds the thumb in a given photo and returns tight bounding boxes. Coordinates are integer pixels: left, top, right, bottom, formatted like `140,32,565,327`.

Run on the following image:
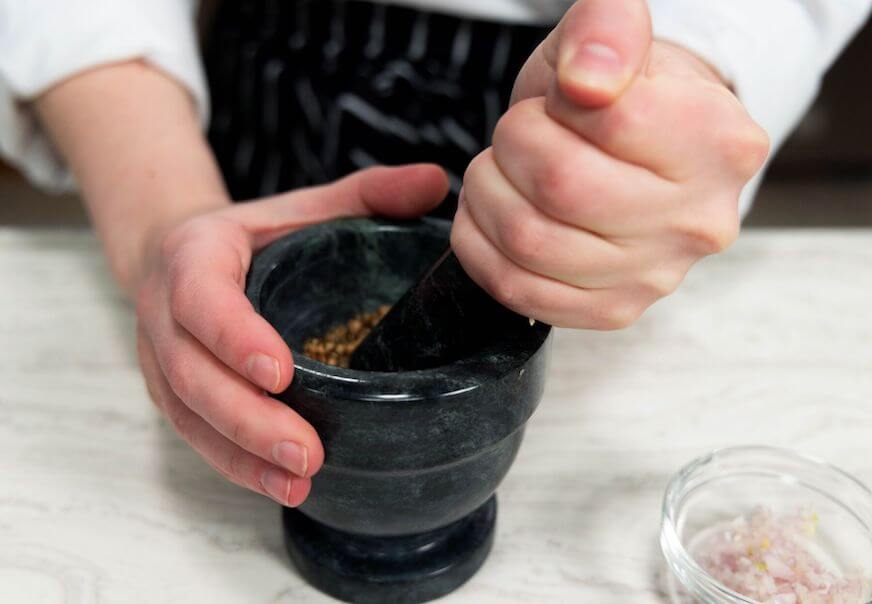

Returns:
554,0,652,107
339,163,451,219
232,164,450,248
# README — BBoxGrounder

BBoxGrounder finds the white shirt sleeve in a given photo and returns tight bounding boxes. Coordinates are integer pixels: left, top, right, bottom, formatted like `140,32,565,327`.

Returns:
1,0,869,202
647,0,871,215
0,0,206,193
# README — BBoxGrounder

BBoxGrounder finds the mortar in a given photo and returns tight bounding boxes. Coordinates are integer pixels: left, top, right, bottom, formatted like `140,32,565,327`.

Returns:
246,217,552,603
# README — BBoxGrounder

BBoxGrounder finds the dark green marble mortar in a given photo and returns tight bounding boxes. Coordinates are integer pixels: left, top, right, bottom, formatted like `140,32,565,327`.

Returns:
246,217,552,604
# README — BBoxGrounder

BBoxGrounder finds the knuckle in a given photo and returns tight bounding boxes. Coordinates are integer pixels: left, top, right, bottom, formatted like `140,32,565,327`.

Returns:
228,411,256,452
589,299,643,331
499,211,546,266
463,149,489,185
601,310,634,331
226,448,248,483
163,354,194,402
684,217,740,255
165,404,192,439
718,123,771,177
488,277,517,310
530,159,575,214
492,110,518,150
485,270,523,312
167,287,187,324
210,325,234,357
677,196,741,255
718,219,741,251
686,228,730,255
642,269,684,299
493,99,539,146
604,306,642,331
229,419,246,448
600,96,649,144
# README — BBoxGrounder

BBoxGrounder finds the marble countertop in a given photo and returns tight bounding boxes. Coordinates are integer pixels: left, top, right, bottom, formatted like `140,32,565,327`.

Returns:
1,227,871,603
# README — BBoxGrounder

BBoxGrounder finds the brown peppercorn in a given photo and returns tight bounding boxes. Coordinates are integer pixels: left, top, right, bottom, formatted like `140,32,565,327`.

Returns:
302,306,392,367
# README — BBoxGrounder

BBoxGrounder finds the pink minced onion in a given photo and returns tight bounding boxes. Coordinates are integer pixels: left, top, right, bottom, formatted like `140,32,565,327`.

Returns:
691,507,866,604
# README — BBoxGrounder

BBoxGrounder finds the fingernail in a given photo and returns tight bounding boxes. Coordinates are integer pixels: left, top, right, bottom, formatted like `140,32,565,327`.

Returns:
560,42,625,93
261,468,293,505
247,354,280,391
273,441,308,477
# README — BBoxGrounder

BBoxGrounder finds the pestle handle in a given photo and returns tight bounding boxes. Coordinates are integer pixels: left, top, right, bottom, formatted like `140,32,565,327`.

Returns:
349,249,527,372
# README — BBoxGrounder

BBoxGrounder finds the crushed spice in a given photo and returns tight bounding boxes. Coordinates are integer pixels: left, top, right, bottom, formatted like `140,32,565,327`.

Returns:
303,305,391,368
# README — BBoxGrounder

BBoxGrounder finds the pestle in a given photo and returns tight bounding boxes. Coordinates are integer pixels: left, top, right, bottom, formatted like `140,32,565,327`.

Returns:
350,249,532,372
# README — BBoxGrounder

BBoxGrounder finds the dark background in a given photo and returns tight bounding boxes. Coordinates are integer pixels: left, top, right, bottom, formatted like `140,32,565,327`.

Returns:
1,18,869,227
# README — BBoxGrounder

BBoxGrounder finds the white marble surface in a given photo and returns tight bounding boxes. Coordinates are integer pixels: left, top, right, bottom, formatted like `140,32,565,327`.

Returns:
1,227,871,603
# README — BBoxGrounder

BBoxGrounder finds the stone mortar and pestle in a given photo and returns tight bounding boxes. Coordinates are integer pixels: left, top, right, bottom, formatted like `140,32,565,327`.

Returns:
245,217,552,603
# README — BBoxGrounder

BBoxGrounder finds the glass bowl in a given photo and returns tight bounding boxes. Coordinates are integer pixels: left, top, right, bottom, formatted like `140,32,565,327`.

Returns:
661,446,872,603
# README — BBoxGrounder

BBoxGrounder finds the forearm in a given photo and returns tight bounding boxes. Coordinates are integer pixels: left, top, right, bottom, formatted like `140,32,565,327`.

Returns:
36,60,229,295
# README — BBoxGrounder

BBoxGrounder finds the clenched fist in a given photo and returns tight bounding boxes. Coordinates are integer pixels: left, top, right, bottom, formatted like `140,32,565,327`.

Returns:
453,0,770,329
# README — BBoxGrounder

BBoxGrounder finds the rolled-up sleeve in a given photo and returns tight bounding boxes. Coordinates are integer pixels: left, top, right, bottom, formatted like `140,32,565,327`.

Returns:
648,0,871,215
0,0,206,192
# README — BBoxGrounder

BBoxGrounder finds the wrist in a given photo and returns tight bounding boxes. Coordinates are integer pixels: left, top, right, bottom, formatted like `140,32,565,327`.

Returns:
88,162,232,296
121,194,231,296
35,61,232,296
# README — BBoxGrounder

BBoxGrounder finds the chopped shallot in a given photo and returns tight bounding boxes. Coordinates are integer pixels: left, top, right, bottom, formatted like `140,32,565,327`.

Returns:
690,507,867,604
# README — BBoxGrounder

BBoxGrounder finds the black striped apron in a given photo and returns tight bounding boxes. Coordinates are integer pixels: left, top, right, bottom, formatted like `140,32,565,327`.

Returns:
206,0,553,217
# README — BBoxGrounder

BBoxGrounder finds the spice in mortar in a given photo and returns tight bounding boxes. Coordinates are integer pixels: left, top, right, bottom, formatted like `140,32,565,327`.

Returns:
303,305,391,368
690,506,866,604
